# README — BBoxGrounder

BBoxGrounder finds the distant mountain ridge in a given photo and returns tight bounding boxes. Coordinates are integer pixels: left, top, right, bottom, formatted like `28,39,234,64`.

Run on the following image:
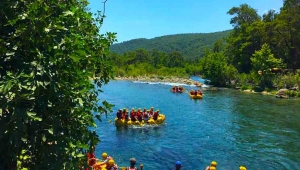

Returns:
110,30,232,60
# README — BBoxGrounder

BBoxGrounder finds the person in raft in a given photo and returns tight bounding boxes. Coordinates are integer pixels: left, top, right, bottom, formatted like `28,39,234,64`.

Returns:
149,107,154,116
124,109,129,121
190,89,195,95
172,161,182,170
127,158,138,170
106,159,118,170
116,109,122,120
87,146,98,167
153,110,159,120
205,161,217,170
143,108,149,122
178,86,183,92
137,108,143,122
99,152,113,165
130,108,137,121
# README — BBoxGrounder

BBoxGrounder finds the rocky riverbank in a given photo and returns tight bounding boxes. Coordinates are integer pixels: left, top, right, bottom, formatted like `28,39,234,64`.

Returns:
113,75,202,86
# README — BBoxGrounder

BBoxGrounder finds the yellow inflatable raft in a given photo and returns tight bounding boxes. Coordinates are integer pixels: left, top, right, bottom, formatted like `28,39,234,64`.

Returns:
189,94,203,99
115,114,166,126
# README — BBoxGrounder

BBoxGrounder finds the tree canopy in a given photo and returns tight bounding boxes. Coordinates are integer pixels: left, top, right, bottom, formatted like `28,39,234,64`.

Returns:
0,0,116,169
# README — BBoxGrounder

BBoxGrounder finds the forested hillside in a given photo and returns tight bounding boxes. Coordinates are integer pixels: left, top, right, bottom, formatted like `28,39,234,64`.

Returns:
110,0,300,94
110,30,232,60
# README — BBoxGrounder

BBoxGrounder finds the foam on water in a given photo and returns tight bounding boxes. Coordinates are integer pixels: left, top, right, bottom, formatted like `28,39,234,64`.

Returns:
132,80,210,88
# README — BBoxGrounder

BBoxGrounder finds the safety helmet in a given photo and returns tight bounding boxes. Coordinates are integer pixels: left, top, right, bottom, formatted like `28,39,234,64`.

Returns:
123,108,126,110
175,161,181,166
130,158,136,163
211,161,217,166
209,167,216,170
107,159,114,166
144,108,146,110
239,166,247,170
102,152,108,157
132,108,134,110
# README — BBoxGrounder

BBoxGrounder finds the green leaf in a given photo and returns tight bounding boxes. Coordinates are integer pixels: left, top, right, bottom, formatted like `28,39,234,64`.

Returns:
27,111,36,117
21,138,27,142
42,135,46,142
63,11,74,16
27,111,42,121
21,150,26,154
76,153,85,158
48,128,53,135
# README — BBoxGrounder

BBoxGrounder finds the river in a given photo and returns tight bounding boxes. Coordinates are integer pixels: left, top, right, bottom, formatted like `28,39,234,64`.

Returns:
94,76,300,170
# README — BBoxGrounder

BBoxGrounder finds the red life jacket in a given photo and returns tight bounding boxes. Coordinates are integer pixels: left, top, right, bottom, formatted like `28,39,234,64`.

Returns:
87,152,96,166
137,111,141,117
130,111,135,117
143,112,149,118
153,112,158,120
124,113,129,120
149,110,153,115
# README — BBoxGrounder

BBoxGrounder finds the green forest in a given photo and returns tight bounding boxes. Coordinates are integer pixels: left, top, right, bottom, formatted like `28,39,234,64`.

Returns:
110,30,231,60
110,1,300,95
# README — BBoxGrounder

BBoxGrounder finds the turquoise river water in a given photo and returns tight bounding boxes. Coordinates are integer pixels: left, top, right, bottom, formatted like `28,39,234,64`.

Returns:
94,76,300,170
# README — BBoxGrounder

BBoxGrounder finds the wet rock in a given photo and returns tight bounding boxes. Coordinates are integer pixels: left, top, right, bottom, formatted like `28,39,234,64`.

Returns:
276,89,289,99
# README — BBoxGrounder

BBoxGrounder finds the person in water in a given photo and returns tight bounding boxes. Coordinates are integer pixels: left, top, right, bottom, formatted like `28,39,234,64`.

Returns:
127,158,138,170
87,146,98,167
106,159,118,170
205,161,217,170
172,161,181,170
198,90,203,95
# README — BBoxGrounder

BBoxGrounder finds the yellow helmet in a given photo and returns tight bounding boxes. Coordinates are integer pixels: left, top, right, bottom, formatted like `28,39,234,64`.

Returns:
209,167,216,170
102,152,108,157
138,108,141,110
107,159,114,165
211,161,217,166
151,107,154,109
132,108,134,110
239,166,247,170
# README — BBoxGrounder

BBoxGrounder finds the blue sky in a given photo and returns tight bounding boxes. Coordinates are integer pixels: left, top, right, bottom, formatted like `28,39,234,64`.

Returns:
88,0,283,43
